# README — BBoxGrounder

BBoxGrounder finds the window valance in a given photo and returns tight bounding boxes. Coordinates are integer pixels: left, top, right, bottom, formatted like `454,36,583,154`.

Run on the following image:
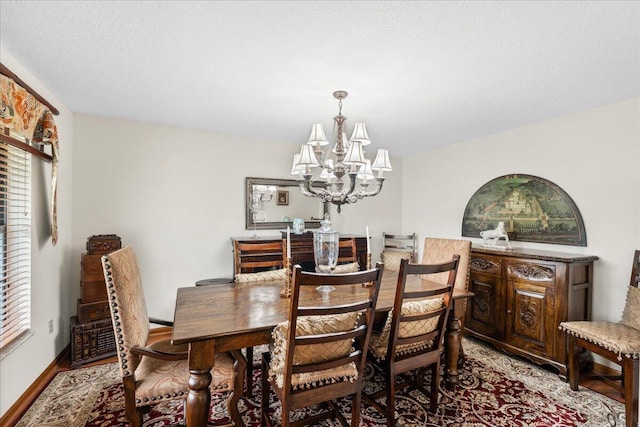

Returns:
0,72,59,245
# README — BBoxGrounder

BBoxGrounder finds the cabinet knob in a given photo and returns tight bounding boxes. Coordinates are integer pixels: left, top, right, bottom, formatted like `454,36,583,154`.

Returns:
506,309,512,314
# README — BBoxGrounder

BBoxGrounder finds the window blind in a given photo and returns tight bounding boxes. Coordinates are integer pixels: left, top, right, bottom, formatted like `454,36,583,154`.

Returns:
0,138,31,349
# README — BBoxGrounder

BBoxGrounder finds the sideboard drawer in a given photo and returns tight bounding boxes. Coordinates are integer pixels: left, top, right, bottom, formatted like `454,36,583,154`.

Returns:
506,260,556,284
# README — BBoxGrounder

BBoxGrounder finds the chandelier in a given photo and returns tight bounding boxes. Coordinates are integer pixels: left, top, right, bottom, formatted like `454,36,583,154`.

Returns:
291,90,392,213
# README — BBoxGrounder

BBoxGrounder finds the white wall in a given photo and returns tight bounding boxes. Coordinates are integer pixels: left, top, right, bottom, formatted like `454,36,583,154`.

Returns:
403,97,640,320
72,115,403,322
0,48,74,415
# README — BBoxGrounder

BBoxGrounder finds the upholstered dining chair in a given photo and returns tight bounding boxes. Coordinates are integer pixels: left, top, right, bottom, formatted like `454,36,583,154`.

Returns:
559,250,640,427
233,267,288,397
422,237,472,310
365,256,459,426
102,246,245,427
381,232,417,271
334,237,360,273
261,264,384,427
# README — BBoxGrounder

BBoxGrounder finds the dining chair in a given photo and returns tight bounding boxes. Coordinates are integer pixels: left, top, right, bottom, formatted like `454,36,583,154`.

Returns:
559,250,640,427
234,267,287,398
381,232,417,271
233,239,285,275
422,237,472,314
365,256,459,426
335,237,360,273
101,247,245,427
261,263,384,427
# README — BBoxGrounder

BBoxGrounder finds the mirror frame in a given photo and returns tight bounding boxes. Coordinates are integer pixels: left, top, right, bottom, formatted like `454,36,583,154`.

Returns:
245,177,329,230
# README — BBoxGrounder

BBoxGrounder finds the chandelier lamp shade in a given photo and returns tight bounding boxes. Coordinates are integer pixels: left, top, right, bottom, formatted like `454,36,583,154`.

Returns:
291,90,392,213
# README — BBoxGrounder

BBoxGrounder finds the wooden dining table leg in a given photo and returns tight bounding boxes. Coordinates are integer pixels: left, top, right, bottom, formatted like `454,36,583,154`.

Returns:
186,340,215,427
444,299,465,390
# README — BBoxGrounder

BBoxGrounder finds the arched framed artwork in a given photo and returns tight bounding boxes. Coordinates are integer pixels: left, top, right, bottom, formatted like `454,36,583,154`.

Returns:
462,174,587,246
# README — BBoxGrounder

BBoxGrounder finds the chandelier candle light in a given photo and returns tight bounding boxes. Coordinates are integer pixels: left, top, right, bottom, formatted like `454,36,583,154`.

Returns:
291,91,392,213
366,226,371,270
281,225,293,298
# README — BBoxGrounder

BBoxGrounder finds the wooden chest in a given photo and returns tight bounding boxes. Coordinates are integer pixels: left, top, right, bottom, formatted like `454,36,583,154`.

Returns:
77,298,111,323
70,316,116,368
86,234,122,255
81,253,108,303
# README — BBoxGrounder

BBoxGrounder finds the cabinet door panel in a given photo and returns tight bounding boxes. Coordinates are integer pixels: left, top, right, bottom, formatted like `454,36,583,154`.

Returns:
467,273,502,338
506,281,554,355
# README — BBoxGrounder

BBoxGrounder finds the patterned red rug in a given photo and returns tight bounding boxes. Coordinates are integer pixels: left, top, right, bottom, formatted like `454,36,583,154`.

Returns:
17,338,625,426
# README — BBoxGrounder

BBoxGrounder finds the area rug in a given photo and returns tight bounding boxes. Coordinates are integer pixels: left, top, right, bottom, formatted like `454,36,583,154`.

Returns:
16,338,625,426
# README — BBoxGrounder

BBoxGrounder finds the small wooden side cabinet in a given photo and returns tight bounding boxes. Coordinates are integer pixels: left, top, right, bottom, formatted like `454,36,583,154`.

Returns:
464,246,597,377
231,233,368,273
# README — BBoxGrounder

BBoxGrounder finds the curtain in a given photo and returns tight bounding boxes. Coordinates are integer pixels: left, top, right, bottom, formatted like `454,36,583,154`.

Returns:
0,74,59,245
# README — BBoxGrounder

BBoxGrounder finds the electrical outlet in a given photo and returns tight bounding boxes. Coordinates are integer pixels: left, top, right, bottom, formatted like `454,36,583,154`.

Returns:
49,319,54,334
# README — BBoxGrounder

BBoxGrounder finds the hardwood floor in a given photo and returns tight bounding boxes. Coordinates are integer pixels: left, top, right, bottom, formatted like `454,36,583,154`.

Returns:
579,365,625,403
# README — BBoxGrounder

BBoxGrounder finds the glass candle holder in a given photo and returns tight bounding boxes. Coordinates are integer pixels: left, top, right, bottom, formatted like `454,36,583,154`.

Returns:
313,217,339,274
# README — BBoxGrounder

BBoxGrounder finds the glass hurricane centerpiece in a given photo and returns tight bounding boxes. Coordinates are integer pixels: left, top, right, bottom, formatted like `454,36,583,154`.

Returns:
313,216,339,292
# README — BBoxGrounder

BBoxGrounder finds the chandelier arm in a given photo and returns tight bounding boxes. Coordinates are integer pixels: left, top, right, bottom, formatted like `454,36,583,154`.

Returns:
301,175,326,197
297,181,313,196
360,177,385,198
351,178,385,200
345,172,358,196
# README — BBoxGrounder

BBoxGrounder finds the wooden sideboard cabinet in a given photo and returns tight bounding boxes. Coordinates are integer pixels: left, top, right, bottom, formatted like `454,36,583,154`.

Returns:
464,246,597,377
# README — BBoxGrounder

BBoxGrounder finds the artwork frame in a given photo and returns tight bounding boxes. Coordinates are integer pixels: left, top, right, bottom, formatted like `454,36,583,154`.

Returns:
462,174,587,246
277,190,289,206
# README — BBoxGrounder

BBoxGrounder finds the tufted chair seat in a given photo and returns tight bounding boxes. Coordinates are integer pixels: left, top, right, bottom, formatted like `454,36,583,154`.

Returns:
134,341,236,405
102,246,244,427
559,249,640,427
380,251,412,271
235,267,287,283
558,321,640,361
381,233,417,271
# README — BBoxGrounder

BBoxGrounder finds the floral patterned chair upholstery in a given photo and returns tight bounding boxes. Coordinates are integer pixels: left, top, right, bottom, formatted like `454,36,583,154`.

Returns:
102,246,245,427
559,250,640,427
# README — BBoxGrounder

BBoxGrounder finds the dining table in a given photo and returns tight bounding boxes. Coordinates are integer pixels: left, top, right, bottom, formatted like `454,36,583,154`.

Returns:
171,267,474,427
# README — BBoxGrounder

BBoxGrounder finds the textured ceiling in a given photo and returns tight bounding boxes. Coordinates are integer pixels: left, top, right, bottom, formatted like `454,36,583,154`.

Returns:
1,1,638,157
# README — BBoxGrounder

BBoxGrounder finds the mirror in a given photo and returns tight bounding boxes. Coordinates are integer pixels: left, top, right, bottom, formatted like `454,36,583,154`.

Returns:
245,177,328,231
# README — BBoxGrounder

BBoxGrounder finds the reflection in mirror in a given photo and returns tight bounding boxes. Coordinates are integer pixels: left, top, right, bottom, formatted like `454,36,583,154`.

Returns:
246,177,328,231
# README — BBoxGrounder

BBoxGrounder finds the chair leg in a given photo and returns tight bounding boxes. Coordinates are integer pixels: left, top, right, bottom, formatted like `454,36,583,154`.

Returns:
567,335,580,391
125,403,143,427
229,350,247,427
416,367,425,388
123,378,143,427
281,403,290,427
622,357,639,427
430,361,440,413
246,346,254,398
261,353,270,427
385,369,395,427
351,391,362,427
